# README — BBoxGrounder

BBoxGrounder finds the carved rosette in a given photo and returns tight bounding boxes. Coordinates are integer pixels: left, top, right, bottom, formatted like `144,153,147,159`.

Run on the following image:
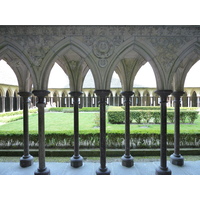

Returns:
93,37,114,68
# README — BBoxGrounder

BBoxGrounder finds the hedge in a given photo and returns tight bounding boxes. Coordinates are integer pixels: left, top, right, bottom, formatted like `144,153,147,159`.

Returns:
0,108,37,117
107,110,199,124
46,107,99,113
0,132,200,149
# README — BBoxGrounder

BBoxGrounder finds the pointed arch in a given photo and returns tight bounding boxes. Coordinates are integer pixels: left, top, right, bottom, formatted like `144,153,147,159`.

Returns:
133,62,157,88
48,62,70,89
104,37,164,90
172,41,200,91
40,37,100,90
82,69,95,89
110,71,122,88
0,40,37,91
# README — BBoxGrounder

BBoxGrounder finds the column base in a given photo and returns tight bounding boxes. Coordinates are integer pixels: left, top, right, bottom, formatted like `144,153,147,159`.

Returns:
170,153,184,166
70,155,83,168
121,154,134,167
96,167,111,175
155,166,172,175
20,155,34,168
34,167,50,175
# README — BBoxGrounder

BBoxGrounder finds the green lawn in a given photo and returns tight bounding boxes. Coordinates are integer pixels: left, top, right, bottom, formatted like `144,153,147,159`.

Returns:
0,112,200,134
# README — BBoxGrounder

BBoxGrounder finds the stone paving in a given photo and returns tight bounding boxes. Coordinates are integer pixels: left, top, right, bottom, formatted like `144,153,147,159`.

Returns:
0,160,200,175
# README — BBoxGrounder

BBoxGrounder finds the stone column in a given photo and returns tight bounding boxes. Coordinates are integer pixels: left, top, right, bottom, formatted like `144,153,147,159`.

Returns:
155,90,172,175
94,90,111,175
121,91,134,167
141,96,143,106
32,90,50,175
69,91,83,168
16,96,20,110
1,96,5,113
170,91,185,166
188,96,190,107
18,92,34,167
10,97,13,112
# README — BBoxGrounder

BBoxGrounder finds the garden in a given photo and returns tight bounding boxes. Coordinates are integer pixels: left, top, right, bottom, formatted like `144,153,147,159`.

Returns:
0,106,199,149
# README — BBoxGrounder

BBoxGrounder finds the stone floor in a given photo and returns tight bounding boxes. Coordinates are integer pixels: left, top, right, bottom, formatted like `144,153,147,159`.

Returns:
0,160,200,175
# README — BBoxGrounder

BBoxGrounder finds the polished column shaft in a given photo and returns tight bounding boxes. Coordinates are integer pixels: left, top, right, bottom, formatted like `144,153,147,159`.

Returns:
69,91,83,168
155,90,172,175
170,91,185,166
18,92,34,167
32,90,50,175
121,91,134,167
95,90,111,175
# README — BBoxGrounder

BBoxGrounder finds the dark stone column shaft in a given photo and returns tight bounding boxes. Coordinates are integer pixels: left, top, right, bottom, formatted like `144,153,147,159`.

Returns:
18,92,34,167
170,91,185,166
95,90,111,175
121,91,134,167
69,91,83,168
155,90,172,175
32,90,50,175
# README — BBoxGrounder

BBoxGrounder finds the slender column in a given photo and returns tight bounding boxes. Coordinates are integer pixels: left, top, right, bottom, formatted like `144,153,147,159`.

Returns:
188,96,190,107
32,90,50,175
16,96,20,110
141,96,143,106
10,97,13,111
69,91,83,168
155,90,172,175
95,90,111,175
18,92,34,167
170,91,185,166
121,91,134,167
1,96,5,112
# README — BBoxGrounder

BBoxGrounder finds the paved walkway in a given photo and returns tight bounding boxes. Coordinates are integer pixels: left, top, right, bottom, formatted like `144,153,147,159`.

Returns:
0,160,200,175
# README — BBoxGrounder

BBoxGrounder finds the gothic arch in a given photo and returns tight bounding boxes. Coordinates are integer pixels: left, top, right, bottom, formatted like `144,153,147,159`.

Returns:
172,41,200,91
0,41,37,91
104,37,164,90
40,37,101,90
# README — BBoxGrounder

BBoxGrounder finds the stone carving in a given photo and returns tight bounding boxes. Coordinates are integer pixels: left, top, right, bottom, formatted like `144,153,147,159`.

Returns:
92,36,115,68
0,26,200,69
93,36,114,59
146,36,193,68
98,59,108,68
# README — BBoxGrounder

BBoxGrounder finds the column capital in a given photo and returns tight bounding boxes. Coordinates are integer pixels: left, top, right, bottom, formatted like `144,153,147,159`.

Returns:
32,90,50,97
18,91,32,97
69,91,83,98
172,91,185,98
155,90,172,103
121,91,134,98
32,90,50,105
94,90,111,97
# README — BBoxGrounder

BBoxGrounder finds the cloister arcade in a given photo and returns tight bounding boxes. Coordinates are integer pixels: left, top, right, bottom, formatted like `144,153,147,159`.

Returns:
1,25,200,175
0,85,200,112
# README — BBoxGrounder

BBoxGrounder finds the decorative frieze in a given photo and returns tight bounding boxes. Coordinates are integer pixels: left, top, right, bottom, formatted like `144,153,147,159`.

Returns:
1,26,200,68
145,36,193,68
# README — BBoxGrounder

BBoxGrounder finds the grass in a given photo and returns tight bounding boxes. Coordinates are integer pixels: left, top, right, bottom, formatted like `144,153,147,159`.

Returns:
0,111,200,134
